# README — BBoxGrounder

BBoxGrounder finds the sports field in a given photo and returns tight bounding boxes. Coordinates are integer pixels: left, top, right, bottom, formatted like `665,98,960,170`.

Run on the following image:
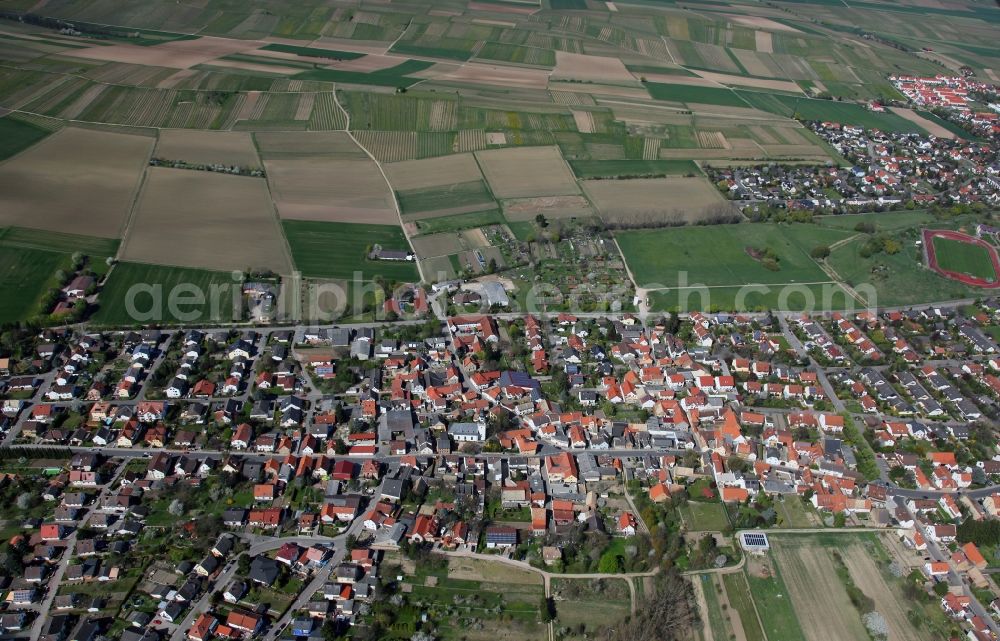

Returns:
932,235,998,281
282,220,419,282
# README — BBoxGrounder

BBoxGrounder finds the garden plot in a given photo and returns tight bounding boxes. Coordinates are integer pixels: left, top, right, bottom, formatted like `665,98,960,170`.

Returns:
0,126,152,238
502,195,595,222
154,130,261,167
475,146,579,199
121,167,292,274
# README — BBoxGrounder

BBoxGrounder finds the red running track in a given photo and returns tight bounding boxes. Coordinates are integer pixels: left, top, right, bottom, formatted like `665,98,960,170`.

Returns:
923,228,1000,289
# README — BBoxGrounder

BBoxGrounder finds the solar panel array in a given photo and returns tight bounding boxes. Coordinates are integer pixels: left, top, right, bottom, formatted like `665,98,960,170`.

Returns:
741,532,768,547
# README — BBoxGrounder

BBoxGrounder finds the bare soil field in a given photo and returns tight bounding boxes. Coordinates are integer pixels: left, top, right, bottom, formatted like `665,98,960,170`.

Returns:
475,145,579,198
438,63,549,89
889,107,955,139
66,36,262,69
552,51,637,84
384,153,484,191
771,540,870,641
694,70,802,93
121,167,291,274
502,195,595,221
265,156,397,224
572,109,595,133
841,543,937,641
582,176,727,224
203,58,304,75
0,126,152,238
155,130,261,167
755,30,774,53
723,13,803,32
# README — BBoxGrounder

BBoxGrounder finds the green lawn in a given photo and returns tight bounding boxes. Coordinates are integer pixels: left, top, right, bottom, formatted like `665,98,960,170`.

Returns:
617,223,851,288
0,116,50,161
92,262,242,325
0,246,69,324
933,236,998,281
681,501,731,531
282,220,419,283
828,231,984,306
814,210,935,231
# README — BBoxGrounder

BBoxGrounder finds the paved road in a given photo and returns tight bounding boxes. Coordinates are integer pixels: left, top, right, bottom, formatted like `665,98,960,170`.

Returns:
263,516,367,641
28,460,128,641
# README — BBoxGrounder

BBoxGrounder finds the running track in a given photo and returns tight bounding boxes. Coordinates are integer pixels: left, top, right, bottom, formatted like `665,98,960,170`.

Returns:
923,229,1000,289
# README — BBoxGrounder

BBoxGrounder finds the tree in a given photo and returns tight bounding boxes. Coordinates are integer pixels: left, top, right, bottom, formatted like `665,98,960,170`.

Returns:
535,214,548,228
168,499,185,516
933,580,949,597
811,245,831,259
540,596,556,622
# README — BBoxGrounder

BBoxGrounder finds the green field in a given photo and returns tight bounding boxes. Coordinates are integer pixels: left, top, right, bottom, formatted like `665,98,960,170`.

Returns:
568,159,701,179
397,180,497,217
91,262,242,325
648,283,855,313
735,90,928,134
282,220,419,282
295,59,434,88
932,236,998,281
0,246,69,324
0,116,50,161
259,43,365,60
617,223,850,287
814,210,934,231
646,82,751,108
413,210,506,235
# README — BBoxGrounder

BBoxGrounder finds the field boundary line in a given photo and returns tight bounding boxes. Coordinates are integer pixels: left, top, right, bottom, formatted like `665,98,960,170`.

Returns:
250,132,297,280
116,140,157,260
644,281,838,291
332,87,426,284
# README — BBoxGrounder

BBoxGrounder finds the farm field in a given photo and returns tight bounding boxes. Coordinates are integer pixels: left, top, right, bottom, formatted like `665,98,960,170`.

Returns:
153,130,261,167
263,145,398,224
0,116,50,161
476,146,579,199
582,176,728,225
932,236,998,281
0,126,153,238
92,262,242,325
282,220,418,283
121,167,292,274
568,159,701,179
